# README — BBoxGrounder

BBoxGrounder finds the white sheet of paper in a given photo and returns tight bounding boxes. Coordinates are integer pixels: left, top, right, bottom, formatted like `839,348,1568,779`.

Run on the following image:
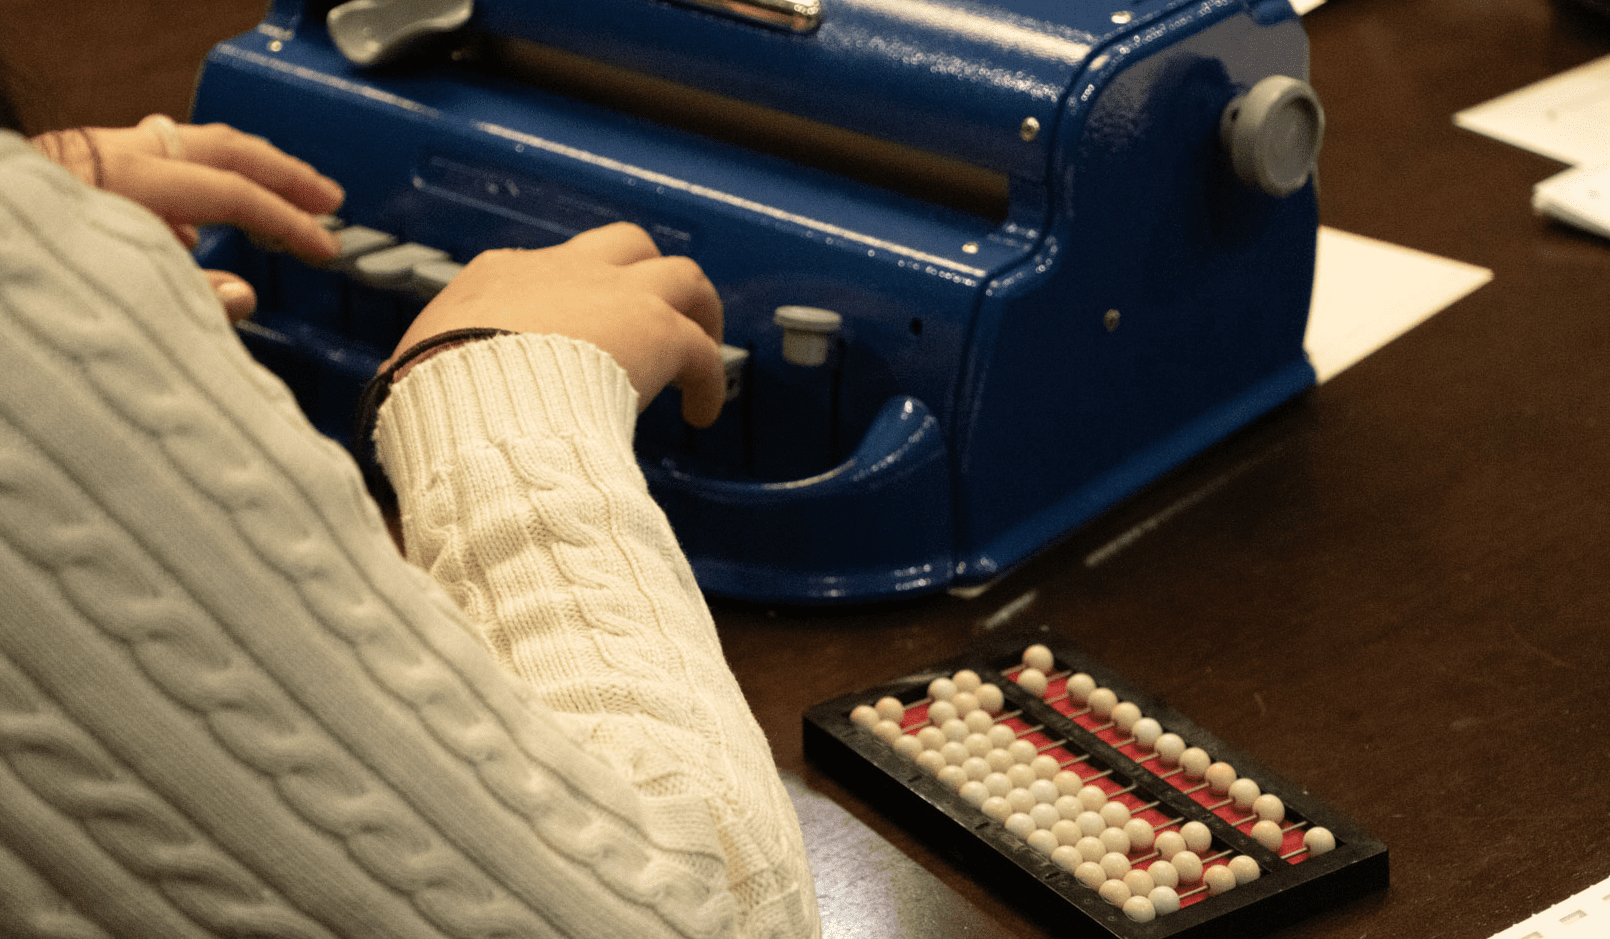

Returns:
1486,871,1610,939
1533,163,1610,238
1305,228,1494,382
1454,54,1610,167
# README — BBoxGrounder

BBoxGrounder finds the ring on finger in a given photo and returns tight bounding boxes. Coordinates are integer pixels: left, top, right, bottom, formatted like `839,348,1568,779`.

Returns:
138,113,185,161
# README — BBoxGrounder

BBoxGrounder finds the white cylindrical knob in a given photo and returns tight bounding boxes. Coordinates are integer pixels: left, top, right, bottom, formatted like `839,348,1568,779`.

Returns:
774,305,842,366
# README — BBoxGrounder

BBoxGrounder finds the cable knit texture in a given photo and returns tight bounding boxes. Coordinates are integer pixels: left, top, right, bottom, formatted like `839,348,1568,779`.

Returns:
0,131,818,939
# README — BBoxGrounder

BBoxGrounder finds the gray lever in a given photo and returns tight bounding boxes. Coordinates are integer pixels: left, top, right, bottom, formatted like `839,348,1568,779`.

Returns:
328,0,474,67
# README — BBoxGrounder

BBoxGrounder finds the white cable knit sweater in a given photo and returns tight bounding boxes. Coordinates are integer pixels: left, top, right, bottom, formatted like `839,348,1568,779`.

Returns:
0,130,818,939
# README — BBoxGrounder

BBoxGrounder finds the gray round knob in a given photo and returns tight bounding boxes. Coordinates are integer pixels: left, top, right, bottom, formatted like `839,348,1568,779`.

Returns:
1220,75,1325,197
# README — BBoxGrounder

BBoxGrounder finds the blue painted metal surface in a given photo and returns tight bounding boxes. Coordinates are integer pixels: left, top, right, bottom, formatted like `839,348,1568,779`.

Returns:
192,0,1318,602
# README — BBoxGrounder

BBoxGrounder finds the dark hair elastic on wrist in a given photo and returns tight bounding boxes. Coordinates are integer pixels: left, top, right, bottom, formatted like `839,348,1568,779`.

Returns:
354,327,517,457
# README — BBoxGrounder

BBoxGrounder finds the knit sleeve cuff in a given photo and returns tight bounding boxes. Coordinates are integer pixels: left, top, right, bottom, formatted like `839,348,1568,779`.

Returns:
372,333,641,497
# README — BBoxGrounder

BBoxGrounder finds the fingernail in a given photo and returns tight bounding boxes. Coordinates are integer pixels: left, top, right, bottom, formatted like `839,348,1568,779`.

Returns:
215,280,257,320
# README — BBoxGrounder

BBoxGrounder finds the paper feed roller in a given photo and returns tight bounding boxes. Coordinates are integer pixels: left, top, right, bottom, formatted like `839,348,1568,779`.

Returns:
192,0,1324,602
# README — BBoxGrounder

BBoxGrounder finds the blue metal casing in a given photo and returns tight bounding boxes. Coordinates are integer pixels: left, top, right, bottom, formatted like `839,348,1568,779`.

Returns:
192,0,1317,602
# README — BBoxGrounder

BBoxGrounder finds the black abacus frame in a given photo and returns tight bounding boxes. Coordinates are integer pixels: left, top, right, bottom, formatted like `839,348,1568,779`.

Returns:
802,635,1388,939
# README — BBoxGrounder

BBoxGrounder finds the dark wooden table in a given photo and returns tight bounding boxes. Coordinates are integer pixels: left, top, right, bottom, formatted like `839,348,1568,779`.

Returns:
709,2,1610,936
14,1,1608,936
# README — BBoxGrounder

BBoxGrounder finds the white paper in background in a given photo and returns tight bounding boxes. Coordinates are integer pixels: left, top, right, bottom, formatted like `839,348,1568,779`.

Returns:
1305,228,1494,382
1533,163,1610,238
1453,54,1610,167
1485,871,1610,939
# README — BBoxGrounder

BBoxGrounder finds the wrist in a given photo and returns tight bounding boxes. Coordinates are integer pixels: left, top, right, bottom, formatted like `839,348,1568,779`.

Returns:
355,328,517,452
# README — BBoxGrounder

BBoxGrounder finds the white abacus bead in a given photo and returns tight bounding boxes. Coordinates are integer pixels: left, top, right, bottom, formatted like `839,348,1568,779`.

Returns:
1074,861,1107,889
1052,819,1082,846
1304,827,1337,856
1087,687,1118,718
937,764,968,789
1028,777,1059,804
1006,738,1038,764
961,756,992,781
1099,851,1131,880
940,718,969,742
1099,826,1131,856
1120,895,1159,927
1205,762,1237,794
959,780,990,806
1076,811,1106,838
928,676,957,701
1124,817,1155,853
1030,803,1061,831
1154,733,1187,765
981,796,1012,821
893,734,924,759
1076,836,1107,863
1004,812,1037,839
1030,754,1061,780
1172,850,1204,883
1154,830,1187,859
1098,879,1131,907
1006,763,1037,789
963,733,992,758
1022,643,1055,671
1229,855,1261,885
1228,777,1260,809
1016,667,1049,697
951,691,981,717
964,708,995,735
1099,800,1132,828
1112,701,1143,732
850,704,880,727
1055,794,1083,820
1078,784,1109,811
985,748,1015,773
1204,864,1237,895
1251,819,1285,851
874,696,905,723
1007,787,1036,815
1052,845,1081,872
952,669,983,693
927,699,959,726
1065,672,1097,704
985,723,1017,749
1132,717,1164,749
1027,828,1060,856
1150,885,1182,916
1147,859,1180,889
939,740,969,766
1123,868,1155,898
1123,895,1156,923
983,771,1013,797
873,719,904,743
975,683,1005,713
916,725,947,751
1054,771,1084,797
1181,820,1213,854
915,749,947,774
1180,747,1212,779
1252,793,1286,822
